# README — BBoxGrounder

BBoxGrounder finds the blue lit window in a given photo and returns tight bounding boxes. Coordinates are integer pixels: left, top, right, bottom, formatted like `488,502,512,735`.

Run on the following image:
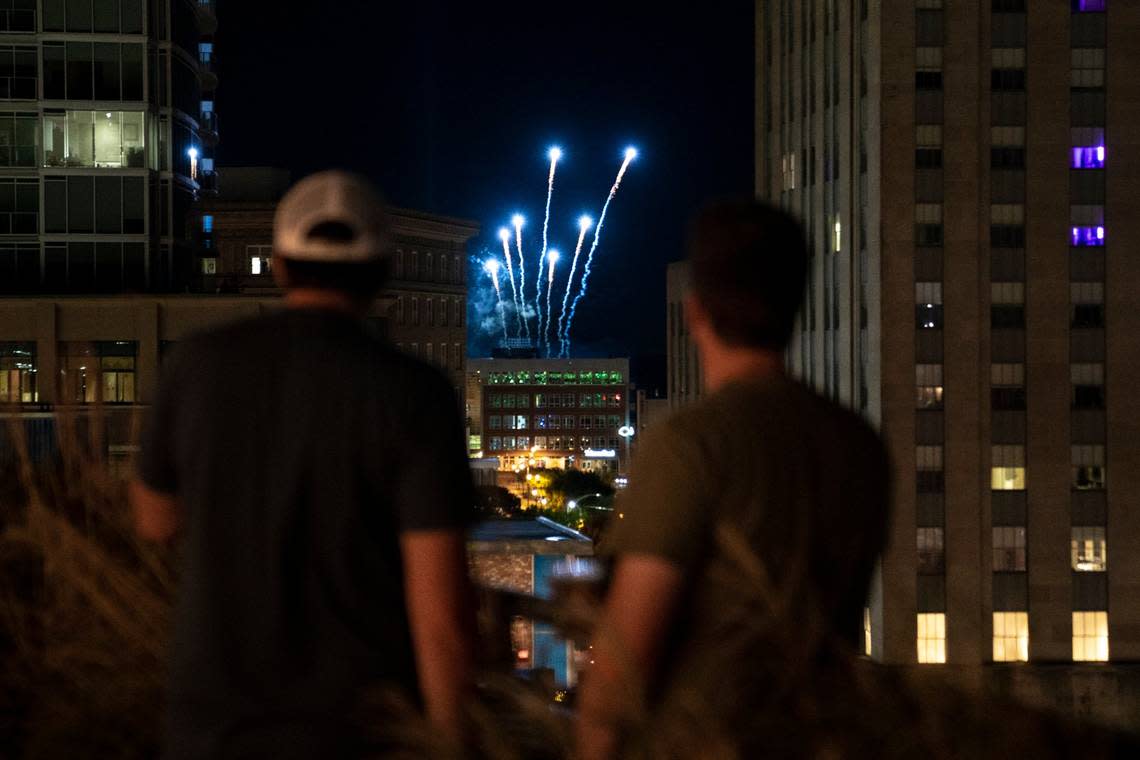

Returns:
199,43,214,63
1071,226,1105,246
202,215,214,233
1071,145,1105,169
1072,0,1106,11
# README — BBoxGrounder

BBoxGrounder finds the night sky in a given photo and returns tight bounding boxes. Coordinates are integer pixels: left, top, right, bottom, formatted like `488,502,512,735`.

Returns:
218,1,754,391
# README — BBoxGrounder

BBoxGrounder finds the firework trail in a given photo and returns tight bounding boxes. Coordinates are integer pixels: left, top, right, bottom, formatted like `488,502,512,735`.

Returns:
562,147,637,357
536,147,561,334
556,215,593,357
485,259,508,342
543,249,560,356
512,215,531,340
499,228,523,337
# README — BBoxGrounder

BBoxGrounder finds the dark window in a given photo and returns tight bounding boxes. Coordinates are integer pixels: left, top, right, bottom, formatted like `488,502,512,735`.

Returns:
68,241,94,285
992,69,1026,91
991,304,1025,328
991,147,1026,168
916,71,943,90
916,304,943,329
123,242,144,290
0,0,35,33
916,10,944,46
93,43,120,100
122,44,143,101
0,177,37,235
917,224,944,247
992,387,1027,411
123,176,144,233
1071,303,1105,328
65,0,91,33
916,148,943,168
44,177,66,233
993,0,1026,10
1073,385,1105,410
66,42,94,100
42,0,63,30
917,470,945,494
1071,12,1106,48
94,242,121,291
44,243,65,287
991,92,1027,125
991,225,1026,248
1071,90,1106,126
1070,170,1106,204
93,0,117,32
95,176,122,234
0,45,36,99
66,175,94,233
991,13,1026,47
121,0,143,34
43,43,65,99
0,113,36,166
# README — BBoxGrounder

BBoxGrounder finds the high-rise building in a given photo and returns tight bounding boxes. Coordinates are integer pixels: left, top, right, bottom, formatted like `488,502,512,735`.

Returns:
755,0,1139,680
0,0,217,295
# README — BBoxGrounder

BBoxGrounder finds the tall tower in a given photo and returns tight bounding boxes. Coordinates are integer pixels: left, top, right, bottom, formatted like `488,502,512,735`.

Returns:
0,0,216,294
756,0,1139,672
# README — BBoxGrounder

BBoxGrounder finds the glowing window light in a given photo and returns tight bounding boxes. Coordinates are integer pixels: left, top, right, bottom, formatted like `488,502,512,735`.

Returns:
1071,146,1106,169
1072,0,1106,12
1071,226,1106,247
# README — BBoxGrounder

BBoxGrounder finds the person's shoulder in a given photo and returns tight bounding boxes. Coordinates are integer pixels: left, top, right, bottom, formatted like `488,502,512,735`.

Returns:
792,381,888,462
172,312,282,357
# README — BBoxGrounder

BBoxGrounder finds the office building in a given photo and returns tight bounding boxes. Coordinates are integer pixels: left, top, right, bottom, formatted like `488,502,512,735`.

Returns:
196,168,478,396
466,357,631,476
0,0,218,295
755,0,1139,685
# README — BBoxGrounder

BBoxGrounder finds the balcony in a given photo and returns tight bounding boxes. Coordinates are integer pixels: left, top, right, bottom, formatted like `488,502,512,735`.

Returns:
195,0,218,34
199,165,219,197
198,52,218,91
199,110,219,145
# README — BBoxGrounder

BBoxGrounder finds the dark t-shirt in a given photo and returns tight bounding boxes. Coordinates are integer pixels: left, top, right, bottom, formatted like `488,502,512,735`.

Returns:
137,309,474,758
602,374,890,743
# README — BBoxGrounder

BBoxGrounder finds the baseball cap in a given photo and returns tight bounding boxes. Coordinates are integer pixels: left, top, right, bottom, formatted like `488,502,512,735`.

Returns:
273,170,391,263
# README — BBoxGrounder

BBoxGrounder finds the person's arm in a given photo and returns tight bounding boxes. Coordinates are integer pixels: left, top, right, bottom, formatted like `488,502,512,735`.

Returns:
130,480,180,543
577,555,684,759
401,530,476,738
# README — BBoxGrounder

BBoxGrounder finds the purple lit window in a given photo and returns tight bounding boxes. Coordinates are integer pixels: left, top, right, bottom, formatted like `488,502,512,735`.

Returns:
1072,0,1106,11
1072,146,1106,169
1071,226,1106,247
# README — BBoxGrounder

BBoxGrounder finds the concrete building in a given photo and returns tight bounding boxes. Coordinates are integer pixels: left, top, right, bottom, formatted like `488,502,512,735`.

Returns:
666,261,702,410
195,168,478,396
466,357,631,476
755,0,1139,677
0,0,218,295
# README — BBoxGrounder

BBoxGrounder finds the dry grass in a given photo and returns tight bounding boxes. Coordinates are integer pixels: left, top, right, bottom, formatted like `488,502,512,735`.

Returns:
1,409,1137,758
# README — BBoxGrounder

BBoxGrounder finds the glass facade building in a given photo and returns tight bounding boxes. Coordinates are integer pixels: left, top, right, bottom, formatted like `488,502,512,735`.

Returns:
0,0,217,294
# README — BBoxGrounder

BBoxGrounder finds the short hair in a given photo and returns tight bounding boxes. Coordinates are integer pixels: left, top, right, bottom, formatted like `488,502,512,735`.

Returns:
687,199,808,350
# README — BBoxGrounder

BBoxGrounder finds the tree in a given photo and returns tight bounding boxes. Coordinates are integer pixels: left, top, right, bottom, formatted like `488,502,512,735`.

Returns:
473,485,521,519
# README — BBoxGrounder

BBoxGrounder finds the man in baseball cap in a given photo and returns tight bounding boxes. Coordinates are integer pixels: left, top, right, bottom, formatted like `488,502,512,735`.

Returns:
132,171,476,757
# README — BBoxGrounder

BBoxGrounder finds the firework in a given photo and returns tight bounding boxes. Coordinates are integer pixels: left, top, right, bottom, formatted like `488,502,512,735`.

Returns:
556,215,594,356
512,214,531,340
562,147,637,357
535,147,562,333
484,259,508,341
499,227,524,337
543,249,560,356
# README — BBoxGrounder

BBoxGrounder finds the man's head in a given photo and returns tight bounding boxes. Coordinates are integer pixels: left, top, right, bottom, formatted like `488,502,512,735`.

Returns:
272,171,392,305
686,199,808,353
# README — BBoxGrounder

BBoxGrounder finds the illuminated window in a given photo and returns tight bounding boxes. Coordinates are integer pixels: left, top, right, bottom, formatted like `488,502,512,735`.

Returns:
916,363,943,409
58,341,136,404
991,445,1026,490
917,613,946,664
200,257,216,275
247,244,271,275
1071,225,1105,247
915,282,942,329
201,214,213,233
0,342,36,403
1071,527,1106,571
1072,611,1108,662
1072,445,1106,490
993,526,1026,571
993,612,1029,662
43,110,146,168
1071,1,1106,14
864,607,872,657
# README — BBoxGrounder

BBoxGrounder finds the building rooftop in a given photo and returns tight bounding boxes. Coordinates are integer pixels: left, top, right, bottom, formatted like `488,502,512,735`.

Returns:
469,516,593,555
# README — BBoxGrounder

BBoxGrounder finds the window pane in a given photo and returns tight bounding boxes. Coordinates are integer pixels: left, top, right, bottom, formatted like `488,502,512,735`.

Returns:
122,176,144,234
93,43,120,100
68,241,94,287
67,175,94,233
94,176,121,234
44,177,66,233
122,111,144,167
95,242,121,291
66,42,93,100
1072,611,1108,662
43,43,65,99
65,0,91,32
121,44,143,101
993,612,1029,662
94,110,122,166
121,0,142,34
43,0,65,31
66,109,94,166
93,0,119,33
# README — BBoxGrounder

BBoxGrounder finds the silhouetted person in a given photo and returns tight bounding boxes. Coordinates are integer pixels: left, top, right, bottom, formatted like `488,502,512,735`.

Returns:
578,200,890,757
132,172,476,758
